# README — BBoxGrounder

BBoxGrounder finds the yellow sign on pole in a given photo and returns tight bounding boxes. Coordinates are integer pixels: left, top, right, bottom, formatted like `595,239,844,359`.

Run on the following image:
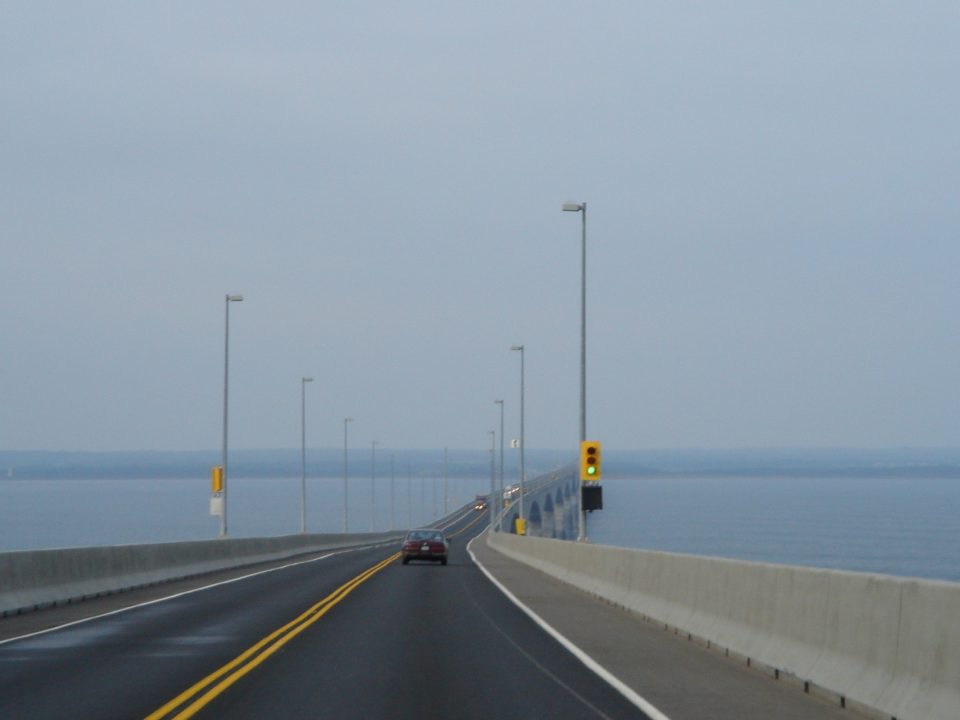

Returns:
211,465,224,494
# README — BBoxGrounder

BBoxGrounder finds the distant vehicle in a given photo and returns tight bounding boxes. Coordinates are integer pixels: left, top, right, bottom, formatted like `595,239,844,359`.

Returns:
401,528,449,565
474,495,487,511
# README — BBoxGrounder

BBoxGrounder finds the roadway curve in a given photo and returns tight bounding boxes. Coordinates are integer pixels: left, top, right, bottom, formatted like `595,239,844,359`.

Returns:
0,509,647,719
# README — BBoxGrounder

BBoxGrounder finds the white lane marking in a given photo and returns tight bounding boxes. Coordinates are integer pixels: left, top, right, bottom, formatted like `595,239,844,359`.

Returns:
467,534,672,720
458,556,619,719
0,543,393,647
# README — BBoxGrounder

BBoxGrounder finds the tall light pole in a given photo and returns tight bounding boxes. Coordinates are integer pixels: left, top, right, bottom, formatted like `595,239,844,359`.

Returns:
494,399,504,530
488,430,496,532
443,446,449,516
564,201,589,542
343,417,353,532
407,465,413,529
220,293,243,538
370,440,379,532
390,454,396,531
300,377,314,533
510,345,525,522
562,201,587,443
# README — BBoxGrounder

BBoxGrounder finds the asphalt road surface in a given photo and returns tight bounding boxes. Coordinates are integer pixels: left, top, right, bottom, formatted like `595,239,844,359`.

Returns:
0,509,648,719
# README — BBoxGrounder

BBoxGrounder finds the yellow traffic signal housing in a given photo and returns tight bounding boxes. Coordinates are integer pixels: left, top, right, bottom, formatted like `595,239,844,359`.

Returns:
579,440,602,481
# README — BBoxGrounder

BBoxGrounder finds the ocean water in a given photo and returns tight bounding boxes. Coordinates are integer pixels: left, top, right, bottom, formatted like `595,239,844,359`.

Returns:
0,475,488,552
586,476,960,583
2,474,958,584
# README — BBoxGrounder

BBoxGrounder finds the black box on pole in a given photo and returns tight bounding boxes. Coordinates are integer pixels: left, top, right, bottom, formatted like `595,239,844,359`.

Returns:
582,484,603,511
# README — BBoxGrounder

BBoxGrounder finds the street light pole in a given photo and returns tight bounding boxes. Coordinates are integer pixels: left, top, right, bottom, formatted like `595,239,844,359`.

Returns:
510,345,525,523
488,430,496,532
370,440,379,532
564,200,588,542
343,417,353,532
407,465,413,529
494,399,504,530
220,293,243,538
562,201,587,442
300,377,314,533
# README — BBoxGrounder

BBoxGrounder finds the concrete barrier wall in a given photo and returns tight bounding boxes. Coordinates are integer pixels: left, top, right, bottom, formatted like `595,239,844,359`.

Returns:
0,532,401,616
488,532,960,720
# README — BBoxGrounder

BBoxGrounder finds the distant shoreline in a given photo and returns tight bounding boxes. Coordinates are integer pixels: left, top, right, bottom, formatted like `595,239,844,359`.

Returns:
3,447,960,480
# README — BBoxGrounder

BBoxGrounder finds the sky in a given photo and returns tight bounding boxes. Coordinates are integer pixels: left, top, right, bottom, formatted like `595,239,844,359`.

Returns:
3,2,960,453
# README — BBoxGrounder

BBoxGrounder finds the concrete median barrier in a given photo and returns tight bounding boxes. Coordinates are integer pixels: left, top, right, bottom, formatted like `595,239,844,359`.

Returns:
488,532,960,720
0,532,401,617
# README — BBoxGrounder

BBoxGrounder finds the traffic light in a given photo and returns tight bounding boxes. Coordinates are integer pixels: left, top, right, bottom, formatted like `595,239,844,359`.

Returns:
579,440,602,481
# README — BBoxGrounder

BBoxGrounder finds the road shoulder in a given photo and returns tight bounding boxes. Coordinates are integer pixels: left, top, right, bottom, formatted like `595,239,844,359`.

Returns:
469,532,854,720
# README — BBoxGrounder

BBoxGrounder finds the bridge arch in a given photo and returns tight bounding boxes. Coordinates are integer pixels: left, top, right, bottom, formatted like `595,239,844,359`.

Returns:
542,494,557,538
527,502,542,537
553,489,569,539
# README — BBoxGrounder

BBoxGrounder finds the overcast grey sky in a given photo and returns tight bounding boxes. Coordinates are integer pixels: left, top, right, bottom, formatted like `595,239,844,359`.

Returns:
3,2,960,453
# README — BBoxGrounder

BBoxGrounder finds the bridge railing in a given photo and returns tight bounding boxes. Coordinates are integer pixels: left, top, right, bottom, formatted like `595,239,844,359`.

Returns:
0,495,492,619
0,531,403,617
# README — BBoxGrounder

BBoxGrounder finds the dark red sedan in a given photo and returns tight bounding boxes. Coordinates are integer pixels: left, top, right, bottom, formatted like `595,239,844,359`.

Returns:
400,528,449,565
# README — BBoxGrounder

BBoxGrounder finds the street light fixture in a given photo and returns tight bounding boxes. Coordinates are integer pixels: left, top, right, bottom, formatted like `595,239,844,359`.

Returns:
220,293,243,538
510,344,525,523
300,377,314,534
343,417,353,532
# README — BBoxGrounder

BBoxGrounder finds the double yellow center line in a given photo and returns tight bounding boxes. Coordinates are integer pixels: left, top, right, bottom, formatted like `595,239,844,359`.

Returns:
146,551,400,720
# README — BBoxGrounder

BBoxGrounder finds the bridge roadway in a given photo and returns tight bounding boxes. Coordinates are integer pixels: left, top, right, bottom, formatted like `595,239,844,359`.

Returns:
0,509,850,719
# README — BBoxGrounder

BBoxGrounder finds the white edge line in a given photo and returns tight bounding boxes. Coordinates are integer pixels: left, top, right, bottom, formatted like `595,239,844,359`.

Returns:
0,542,395,647
467,534,672,720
